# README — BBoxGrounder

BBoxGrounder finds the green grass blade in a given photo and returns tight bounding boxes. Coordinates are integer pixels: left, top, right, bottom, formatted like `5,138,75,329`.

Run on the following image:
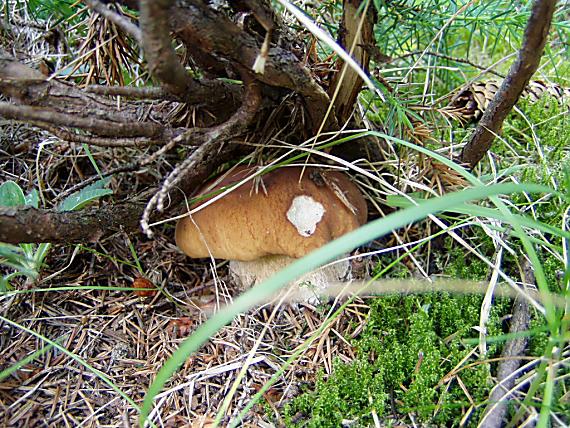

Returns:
139,181,553,425
0,315,140,412
373,131,559,329
82,143,103,178
389,197,570,240
0,285,149,295
0,337,60,382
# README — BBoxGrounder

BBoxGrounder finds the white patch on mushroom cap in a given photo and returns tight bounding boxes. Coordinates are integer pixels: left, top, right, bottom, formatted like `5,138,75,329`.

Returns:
286,195,325,237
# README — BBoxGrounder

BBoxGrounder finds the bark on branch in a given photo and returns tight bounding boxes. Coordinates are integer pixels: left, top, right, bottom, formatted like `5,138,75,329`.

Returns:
460,0,557,168
0,50,176,139
37,124,164,147
327,0,388,163
148,0,337,132
0,102,167,138
84,84,177,100
0,203,144,244
139,0,199,100
0,49,240,133
479,258,533,427
141,73,264,236
106,0,338,131
329,0,375,125
136,0,242,112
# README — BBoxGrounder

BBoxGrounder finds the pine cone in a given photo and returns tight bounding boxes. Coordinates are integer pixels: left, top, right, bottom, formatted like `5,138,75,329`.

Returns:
524,80,570,103
446,80,569,124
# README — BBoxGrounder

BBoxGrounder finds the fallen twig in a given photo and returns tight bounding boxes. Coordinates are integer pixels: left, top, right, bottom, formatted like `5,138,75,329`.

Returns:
0,102,166,138
0,203,145,244
479,257,533,427
140,76,263,237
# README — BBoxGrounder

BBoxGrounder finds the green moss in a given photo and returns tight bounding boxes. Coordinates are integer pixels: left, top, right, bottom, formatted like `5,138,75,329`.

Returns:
500,97,570,224
442,234,493,281
282,77,569,428
506,97,570,151
284,359,387,428
527,316,549,357
541,252,565,292
283,293,508,426
370,254,412,279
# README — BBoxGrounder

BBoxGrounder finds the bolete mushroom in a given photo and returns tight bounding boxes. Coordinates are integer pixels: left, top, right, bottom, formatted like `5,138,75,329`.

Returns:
175,165,367,302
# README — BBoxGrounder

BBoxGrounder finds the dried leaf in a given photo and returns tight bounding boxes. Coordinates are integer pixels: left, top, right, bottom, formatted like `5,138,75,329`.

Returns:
132,276,157,297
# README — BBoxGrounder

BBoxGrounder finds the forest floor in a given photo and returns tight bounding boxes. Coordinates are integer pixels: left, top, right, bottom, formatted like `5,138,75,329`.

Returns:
1,1,569,427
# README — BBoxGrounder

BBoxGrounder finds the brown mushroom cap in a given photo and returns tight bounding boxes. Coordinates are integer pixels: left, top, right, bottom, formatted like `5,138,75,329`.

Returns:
175,166,367,261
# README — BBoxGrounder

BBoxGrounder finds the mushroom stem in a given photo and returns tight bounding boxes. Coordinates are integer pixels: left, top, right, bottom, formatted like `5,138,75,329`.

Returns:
229,255,352,304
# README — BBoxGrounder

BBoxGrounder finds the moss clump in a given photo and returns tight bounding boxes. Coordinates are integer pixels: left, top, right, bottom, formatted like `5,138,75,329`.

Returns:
281,93,569,428
285,359,387,428
283,293,508,426
502,97,570,228
443,244,490,281
505,97,570,155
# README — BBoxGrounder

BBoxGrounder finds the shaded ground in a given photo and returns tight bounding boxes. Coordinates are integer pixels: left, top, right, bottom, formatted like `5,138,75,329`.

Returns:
0,229,370,426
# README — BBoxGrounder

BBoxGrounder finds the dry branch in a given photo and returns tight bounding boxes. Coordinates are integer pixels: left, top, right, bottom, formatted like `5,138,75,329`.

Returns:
167,1,338,131
0,49,240,131
326,0,388,162
0,102,167,138
460,0,557,168
0,133,248,244
0,131,252,243
107,0,337,130
328,0,375,125
85,84,175,100
479,258,533,427
141,75,263,236
37,124,163,147
0,50,243,146
137,0,243,113
0,51,171,135
139,0,198,99
0,203,144,244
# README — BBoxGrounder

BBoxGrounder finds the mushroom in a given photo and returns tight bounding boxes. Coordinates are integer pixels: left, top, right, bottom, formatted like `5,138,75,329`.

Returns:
175,165,367,302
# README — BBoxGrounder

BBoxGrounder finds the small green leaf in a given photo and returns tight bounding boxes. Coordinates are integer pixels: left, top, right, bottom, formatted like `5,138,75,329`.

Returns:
24,189,39,208
58,178,113,212
0,181,26,207
0,244,39,284
0,242,26,264
33,243,52,267
82,144,103,178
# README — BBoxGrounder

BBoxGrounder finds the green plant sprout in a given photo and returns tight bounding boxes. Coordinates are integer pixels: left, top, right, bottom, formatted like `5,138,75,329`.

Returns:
0,178,113,290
